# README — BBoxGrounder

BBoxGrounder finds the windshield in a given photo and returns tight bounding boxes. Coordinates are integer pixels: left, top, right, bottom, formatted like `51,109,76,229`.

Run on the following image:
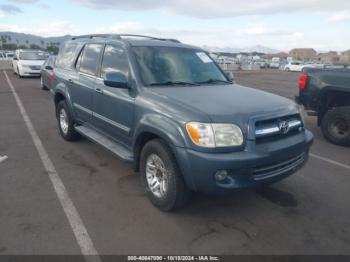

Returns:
132,46,228,86
19,52,47,60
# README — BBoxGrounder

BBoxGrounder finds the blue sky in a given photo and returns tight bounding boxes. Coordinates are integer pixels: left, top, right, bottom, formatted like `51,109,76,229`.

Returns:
0,0,350,51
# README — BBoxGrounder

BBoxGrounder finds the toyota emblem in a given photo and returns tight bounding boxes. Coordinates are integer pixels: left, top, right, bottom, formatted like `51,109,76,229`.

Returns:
278,121,290,134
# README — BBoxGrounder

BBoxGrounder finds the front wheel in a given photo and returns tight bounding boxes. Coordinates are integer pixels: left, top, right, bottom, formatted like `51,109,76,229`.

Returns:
321,107,350,146
17,67,23,78
140,139,190,211
57,100,81,141
40,77,48,90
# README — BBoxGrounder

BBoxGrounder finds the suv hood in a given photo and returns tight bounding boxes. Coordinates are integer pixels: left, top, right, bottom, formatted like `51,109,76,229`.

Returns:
148,84,298,123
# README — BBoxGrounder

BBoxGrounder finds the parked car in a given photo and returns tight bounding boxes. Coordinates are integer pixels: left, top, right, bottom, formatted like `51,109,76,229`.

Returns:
12,49,47,77
5,52,14,60
40,55,57,90
253,60,268,68
52,34,313,211
284,61,305,72
297,68,350,146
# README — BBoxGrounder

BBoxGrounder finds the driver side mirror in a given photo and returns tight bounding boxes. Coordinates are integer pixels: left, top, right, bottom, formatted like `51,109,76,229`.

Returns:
45,65,53,71
225,71,235,83
104,72,129,89
13,57,18,61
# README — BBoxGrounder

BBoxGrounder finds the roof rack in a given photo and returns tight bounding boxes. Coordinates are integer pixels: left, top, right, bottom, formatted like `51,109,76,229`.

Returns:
71,34,181,43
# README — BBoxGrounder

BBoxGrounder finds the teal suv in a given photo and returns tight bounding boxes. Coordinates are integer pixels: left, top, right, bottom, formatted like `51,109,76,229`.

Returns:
52,34,313,211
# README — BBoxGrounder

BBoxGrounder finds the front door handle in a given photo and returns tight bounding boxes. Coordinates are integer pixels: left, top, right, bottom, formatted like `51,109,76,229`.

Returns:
95,88,104,94
68,79,74,83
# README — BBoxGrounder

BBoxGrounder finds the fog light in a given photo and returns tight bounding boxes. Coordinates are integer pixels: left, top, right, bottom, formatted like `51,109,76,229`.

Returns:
215,170,228,181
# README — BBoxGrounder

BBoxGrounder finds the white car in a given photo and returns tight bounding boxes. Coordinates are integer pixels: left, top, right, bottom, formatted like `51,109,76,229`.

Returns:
284,61,306,72
12,49,47,77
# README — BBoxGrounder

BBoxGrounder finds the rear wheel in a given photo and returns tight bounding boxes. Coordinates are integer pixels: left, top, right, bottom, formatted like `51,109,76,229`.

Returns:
285,67,290,72
321,107,350,146
57,100,81,141
140,139,190,211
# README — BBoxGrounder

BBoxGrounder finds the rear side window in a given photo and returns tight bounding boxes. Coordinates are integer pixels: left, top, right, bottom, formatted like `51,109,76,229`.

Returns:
79,44,104,76
100,45,129,78
56,43,78,69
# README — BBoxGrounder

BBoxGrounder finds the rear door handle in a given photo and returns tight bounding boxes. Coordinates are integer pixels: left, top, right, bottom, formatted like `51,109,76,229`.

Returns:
95,88,104,94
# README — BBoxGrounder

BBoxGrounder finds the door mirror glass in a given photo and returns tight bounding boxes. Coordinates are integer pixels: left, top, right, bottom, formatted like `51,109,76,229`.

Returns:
45,65,53,70
13,57,18,61
224,71,234,82
104,72,129,88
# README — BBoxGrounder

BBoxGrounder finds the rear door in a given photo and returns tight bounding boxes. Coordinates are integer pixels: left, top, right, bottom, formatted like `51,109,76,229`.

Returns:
92,44,135,145
70,43,104,123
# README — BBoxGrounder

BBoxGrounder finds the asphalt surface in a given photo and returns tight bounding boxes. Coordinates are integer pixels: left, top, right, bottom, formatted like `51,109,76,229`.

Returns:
0,69,349,256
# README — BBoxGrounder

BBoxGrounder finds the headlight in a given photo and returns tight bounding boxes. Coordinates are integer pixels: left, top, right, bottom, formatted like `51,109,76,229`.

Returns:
298,105,305,125
186,122,243,148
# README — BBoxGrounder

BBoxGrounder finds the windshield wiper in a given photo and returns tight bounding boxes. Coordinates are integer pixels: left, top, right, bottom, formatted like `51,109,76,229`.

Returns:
148,81,199,86
196,79,231,85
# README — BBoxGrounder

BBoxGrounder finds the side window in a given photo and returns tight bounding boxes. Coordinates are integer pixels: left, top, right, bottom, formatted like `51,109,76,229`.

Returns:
100,45,129,79
75,47,85,71
56,43,78,69
79,44,103,76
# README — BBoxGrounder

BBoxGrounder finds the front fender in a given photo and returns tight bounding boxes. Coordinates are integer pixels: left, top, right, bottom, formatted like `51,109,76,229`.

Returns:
53,83,76,120
134,114,187,148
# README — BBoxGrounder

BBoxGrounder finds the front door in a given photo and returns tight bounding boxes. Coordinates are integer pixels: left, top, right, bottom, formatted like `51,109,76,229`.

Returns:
92,44,135,145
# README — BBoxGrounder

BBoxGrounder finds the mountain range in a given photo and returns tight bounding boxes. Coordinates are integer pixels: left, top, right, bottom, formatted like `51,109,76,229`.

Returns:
0,31,281,54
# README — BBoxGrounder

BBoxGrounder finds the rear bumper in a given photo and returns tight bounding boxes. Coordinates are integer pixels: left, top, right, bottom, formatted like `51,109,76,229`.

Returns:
174,129,314,194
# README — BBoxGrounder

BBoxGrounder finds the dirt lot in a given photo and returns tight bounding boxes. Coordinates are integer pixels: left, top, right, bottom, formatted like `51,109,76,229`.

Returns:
0,69,349,257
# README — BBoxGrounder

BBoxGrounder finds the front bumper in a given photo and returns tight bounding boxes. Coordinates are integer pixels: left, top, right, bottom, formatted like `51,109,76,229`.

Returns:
20,68,41,76
174,129,314,194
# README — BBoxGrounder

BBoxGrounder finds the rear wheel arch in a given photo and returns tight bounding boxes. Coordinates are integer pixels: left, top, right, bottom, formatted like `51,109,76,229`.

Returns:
317,89,350,125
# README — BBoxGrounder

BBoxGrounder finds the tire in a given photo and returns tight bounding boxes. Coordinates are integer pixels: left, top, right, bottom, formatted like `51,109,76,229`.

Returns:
285,67,290,72
321,107,350,146
40,77,48,90
17,67,23,78
56,100,81,141
140,139,190,211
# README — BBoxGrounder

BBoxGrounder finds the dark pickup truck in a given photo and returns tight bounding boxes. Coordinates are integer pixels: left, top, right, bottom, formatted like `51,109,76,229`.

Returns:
297,68,350,146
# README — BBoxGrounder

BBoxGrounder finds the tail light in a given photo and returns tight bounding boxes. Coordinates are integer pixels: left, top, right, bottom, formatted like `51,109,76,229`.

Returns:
48,71,56,81
299,73,308,90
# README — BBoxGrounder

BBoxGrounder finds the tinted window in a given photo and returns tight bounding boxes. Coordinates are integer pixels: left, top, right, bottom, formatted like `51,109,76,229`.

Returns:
80,44,103,76
56,43,78,69
101,45,129,78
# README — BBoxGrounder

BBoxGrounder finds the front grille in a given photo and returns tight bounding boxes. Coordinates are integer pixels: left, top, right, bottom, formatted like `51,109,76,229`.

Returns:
253,153,306,180
255,114,302,141
29,66,41,70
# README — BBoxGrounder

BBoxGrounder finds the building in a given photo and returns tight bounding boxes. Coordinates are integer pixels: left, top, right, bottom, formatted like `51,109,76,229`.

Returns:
317,51,339,63
263,52,288,60
289,48,317,61
339,49,350,64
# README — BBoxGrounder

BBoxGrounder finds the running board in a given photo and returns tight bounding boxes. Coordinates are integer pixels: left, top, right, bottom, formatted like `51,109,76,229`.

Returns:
74,125,134,162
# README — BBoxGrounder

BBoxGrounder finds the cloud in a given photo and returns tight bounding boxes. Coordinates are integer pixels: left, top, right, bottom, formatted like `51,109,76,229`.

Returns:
73,0,350,19
0,21,77,37
328,11,350,23
94,21,313,50
0,4,22,15
7,0,40,3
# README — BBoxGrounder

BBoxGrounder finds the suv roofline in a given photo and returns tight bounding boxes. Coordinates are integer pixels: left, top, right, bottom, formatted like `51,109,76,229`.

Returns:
71,34,181,43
